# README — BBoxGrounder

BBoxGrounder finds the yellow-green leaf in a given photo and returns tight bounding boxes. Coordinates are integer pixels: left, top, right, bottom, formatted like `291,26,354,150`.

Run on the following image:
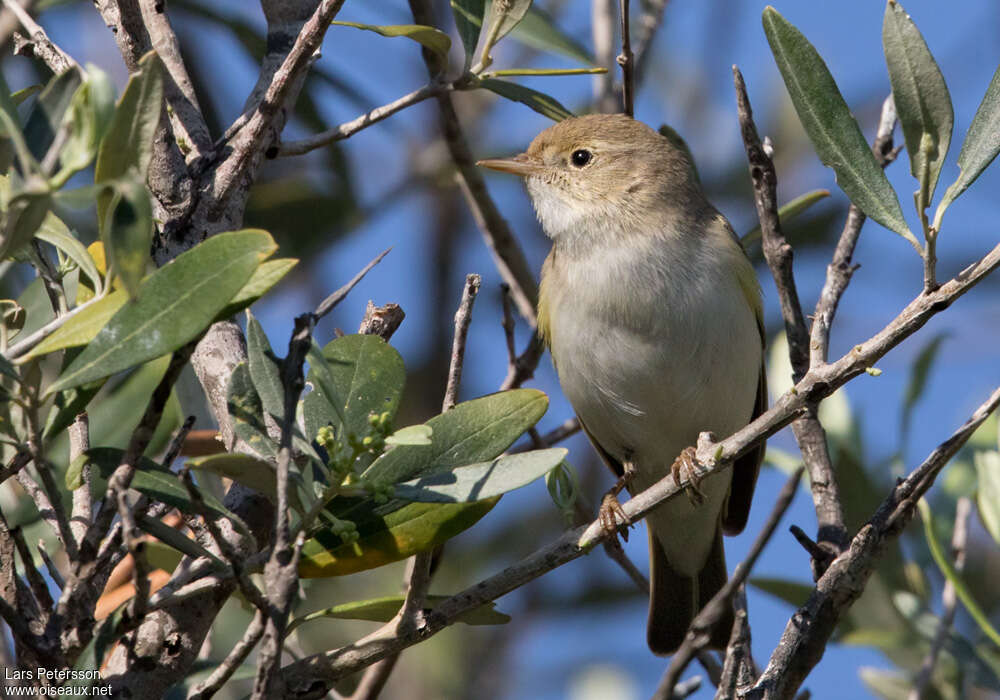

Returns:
331,21,451,64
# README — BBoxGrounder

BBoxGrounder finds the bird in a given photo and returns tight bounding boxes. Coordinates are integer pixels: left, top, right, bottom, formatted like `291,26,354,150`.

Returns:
478,113,766,654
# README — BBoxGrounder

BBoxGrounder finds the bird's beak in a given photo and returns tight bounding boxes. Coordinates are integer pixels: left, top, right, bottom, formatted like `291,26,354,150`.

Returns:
476,152,544,177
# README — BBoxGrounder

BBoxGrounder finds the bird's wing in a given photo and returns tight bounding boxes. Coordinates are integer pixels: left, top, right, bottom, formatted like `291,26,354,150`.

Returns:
576,414,625,479
722,250,767,536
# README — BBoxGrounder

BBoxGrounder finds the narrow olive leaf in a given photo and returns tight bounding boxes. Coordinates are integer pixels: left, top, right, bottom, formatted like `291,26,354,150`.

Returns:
900,332,948,441
58,65,116,183
246,312,284,420
214,258,297,320
22,290,127,360
393,448,567,503
858,669,911,700
934,63,1000,229
364,389,549,485
34,211,102,293
227,362,279,460
11,85,41,105
762,7,918,251
882,1,953,213
486,68,606,77
302,334,406,448
975,451,1000,545
134,514,224,568
486,0,533,43
47,229,275,394
24,68,82,161
479,78,572,121
509,5,593,65
0,189,51,260
451,0,486,63
330,21,451,64
299,499,497,577
94,51,164,230
287,595,510,632
741,189,831,245
919,498,1000,646
186,452,305,512
103,177,153,300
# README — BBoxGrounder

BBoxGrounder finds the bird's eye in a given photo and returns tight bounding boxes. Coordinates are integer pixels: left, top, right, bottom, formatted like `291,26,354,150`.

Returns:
570,149,592,167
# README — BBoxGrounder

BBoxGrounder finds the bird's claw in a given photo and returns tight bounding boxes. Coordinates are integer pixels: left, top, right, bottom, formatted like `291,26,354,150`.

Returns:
599,460,636,544
671,446,705,505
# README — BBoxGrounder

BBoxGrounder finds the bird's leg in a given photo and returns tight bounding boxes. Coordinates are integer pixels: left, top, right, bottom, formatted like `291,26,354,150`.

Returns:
671,446,705,505
599,459,636,543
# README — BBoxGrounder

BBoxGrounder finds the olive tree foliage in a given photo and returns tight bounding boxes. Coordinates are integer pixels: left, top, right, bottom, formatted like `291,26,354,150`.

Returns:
0,0,997,699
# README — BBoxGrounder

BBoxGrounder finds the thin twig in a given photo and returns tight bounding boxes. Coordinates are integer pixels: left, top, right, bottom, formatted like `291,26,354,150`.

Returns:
3,0,77,72
114,487,151,630
617,0,635,117
36,538,64,590
658,467,803,695
733,64,847,566
313,248,391,321
0,449,31,486
443,274,481,411
745,386,1000,700
499,283,545,391
592,0,618,113
715,587,758,700
632,0,670,84
279,82,453,157
162,415,196,468
908,496,971,700
68,412,91,548
809,95,898,369
187,608,266,700
10,525,53,614
252,314,313,697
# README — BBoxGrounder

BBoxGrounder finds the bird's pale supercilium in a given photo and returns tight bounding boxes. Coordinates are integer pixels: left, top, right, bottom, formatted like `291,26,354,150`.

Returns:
478,113,766,654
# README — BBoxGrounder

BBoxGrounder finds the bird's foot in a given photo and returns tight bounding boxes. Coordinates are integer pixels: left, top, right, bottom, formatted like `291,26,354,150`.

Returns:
599,461,636,544
671,446,705,505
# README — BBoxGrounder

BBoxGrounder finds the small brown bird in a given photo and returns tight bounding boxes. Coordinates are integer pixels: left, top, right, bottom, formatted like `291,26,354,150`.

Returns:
479,114,766,653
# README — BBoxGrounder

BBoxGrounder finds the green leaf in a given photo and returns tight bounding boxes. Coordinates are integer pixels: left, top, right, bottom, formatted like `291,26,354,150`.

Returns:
480,78,572,121
299,499,496,577
22,290,128,360
46,229,276,394
919,498,1000,647
934,63,1000,229
34,211,102,294
57,65,116,180
0,185,52,260
762,7,917,251
102,176,153,299
24,68,82,161
330,21,451,65
186,452,305,512
900,332,948,443
975,451,1000,546
859,668,911,700
246,312,284,420
509,5,593,65
0,71,36,175
882,1,953,214
215,258,297,320
741,189,831,245
287,595,510,632
364,389,549,485
302,334,406,448
485,68,606,77
393,448,567,502
384,424,432,447
485,0,533,43
94,51,163,231
749,576,814,608
11,85,41,106
450,0,486,63
227,361,278,459
135,514,223,568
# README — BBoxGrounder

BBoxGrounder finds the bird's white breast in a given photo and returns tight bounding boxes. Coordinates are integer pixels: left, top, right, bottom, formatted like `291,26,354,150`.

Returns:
545,230,761,574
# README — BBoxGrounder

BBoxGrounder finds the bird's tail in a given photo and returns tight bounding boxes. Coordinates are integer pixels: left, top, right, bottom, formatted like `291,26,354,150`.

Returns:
646,525,732,655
